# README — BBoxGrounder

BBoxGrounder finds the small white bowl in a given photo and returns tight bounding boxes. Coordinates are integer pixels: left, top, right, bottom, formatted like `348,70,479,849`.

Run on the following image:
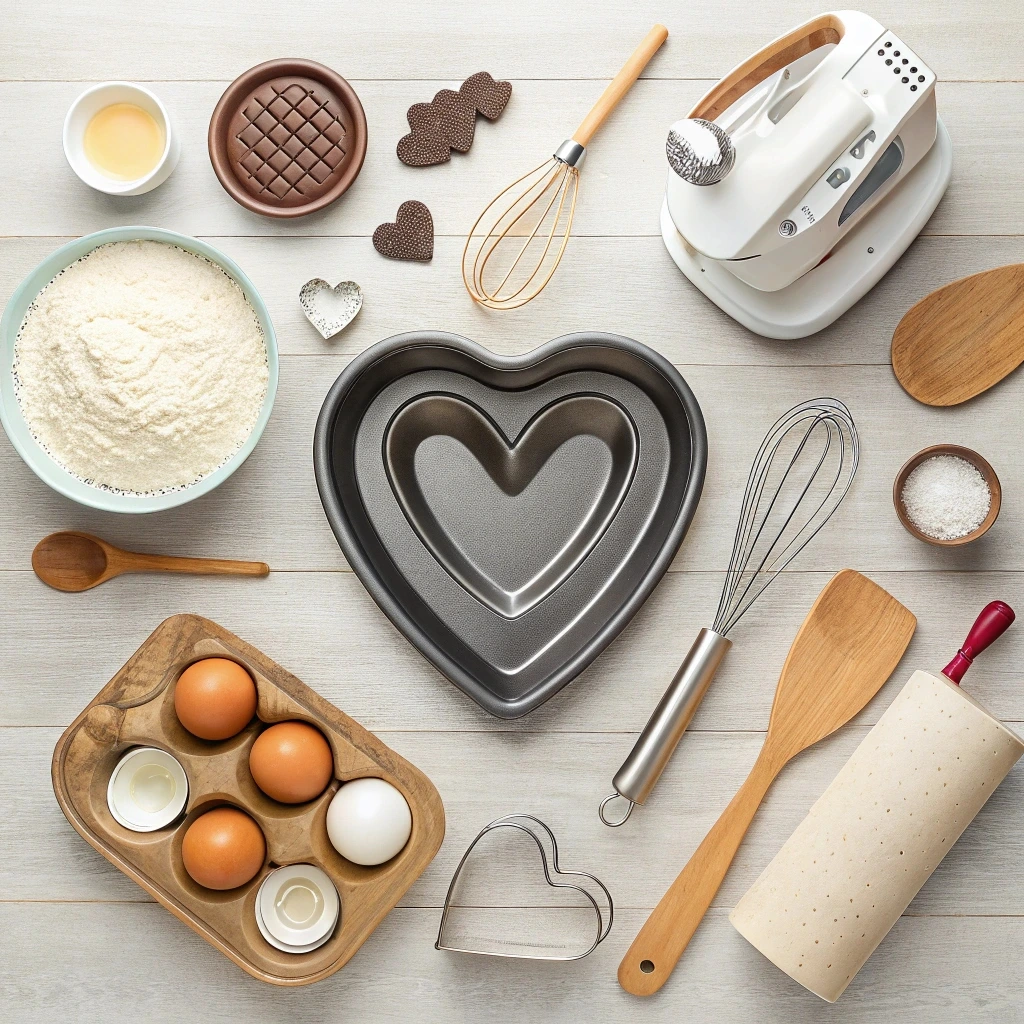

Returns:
63,82,180,196
106,747,188,832
256,864,339,951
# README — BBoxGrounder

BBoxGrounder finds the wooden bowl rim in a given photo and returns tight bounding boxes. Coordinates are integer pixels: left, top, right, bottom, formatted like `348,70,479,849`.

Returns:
892,444,1001,546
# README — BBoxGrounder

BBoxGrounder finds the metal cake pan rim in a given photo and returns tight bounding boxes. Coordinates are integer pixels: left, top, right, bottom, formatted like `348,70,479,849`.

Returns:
313,330,707,718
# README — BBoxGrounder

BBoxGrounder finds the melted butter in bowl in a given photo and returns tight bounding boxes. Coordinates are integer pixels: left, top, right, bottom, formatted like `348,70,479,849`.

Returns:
84,102,165,181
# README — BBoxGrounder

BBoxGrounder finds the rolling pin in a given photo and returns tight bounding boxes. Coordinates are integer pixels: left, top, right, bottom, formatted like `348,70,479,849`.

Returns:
730,602,1020,1002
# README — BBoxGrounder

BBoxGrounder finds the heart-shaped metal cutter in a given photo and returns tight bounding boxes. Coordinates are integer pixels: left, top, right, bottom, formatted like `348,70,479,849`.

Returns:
299,278,363,339
436,814,613,961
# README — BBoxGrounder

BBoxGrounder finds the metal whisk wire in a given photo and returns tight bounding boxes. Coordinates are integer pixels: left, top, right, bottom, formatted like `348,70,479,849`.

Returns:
463,156,580,310
600,396,859,826
713,398,859,636
462,25,669,311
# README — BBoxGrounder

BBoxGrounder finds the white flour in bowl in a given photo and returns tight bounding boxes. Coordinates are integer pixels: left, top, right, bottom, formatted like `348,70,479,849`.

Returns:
13,240,269,494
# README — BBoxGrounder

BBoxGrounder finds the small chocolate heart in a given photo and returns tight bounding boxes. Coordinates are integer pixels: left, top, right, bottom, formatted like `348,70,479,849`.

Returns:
396,132,452,167
299,279,363,339
373,201,434,262
459,72,512,120
408,90,476,151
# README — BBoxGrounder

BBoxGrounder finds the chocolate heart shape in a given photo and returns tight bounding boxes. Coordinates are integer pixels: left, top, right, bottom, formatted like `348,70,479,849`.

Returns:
397,74,510,166
408,89,476,151
398,89,477,167
436,815,613,961
372,201,434,261
298,278,363,339
385,394,637,619
460,71,513,120
396,132,451,167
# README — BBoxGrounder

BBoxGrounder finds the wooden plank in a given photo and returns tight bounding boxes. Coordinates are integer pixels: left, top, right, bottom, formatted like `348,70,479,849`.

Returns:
1,567,1022,735
1,902,1021,1021
6,569,1024,729
2,0,1020,82
4,234,1021,364
6,724,1024,915
1,361,1022,574
0,80,1019,237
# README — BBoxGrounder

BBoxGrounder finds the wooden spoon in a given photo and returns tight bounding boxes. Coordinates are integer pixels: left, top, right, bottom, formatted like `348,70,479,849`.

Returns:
892,263,1024,406
32,532,270,592
617,569,916,997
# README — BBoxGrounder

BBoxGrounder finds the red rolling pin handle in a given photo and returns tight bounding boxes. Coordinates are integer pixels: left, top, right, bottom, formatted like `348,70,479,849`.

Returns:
942,601,1015,684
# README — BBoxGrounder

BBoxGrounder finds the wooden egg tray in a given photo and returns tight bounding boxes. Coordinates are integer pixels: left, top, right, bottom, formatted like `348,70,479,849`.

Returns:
51,614,445,986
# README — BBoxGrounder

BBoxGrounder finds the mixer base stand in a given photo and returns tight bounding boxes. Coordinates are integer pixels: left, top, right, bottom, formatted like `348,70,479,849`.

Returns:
661,119,953,340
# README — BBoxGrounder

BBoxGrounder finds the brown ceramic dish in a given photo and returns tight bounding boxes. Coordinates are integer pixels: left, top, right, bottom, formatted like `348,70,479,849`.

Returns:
51,614,444,986
893,444,1001,547
209,59,367,218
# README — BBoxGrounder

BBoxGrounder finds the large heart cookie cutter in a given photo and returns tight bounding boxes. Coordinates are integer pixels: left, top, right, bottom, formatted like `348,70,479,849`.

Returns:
435,814,613,961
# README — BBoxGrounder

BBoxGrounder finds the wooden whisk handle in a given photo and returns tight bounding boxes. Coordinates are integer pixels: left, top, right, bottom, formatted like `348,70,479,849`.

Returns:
572,24,668,147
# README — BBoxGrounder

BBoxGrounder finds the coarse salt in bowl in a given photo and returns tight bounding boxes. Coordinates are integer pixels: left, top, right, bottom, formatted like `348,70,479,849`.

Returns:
893,444,1001,547
0,226,278,514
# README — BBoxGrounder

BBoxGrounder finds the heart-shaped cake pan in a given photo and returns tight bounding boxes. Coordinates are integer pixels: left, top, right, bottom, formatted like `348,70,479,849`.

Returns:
299,278,363,339
314,332,706,718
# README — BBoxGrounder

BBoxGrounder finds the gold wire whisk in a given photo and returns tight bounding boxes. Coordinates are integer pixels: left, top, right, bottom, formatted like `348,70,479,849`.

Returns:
462,25,669,311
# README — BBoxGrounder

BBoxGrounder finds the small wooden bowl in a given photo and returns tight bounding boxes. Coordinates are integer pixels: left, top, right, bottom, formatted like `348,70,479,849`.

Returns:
893,444,1001,546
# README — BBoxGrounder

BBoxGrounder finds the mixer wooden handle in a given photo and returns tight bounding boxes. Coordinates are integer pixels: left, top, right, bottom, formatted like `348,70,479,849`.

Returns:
573,25,668,147
618,745,782,996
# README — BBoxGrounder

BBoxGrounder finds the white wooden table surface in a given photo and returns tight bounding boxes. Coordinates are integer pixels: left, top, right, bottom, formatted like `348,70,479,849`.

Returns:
3,1,1024,1020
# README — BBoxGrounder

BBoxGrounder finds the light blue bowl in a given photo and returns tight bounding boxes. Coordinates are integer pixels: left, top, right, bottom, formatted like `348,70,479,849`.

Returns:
0,226,278,513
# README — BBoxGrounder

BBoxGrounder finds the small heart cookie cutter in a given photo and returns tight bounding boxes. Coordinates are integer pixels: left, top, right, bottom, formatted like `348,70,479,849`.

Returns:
299,278,363,339
435,814,613,961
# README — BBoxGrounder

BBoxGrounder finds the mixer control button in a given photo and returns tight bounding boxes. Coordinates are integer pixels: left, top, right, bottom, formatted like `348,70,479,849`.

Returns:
827,167,851,188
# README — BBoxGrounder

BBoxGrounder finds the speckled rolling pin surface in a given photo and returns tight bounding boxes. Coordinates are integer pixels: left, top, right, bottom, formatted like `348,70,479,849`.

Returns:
730,609,1023,1003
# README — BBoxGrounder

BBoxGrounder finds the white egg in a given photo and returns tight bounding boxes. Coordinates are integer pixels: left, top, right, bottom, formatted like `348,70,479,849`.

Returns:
326,778,412,866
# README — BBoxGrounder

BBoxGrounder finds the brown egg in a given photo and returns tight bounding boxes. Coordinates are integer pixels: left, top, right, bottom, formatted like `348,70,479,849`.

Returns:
181,807,265,890
249,721,334,804
175,658,257,740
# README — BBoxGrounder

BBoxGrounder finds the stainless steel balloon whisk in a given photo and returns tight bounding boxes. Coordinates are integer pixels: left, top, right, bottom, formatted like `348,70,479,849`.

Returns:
599,398,859,826
462,24,668,310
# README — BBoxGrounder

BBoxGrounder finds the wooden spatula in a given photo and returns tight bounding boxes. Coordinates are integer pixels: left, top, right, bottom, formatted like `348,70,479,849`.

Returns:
892,263,1024,406
617,569,916,997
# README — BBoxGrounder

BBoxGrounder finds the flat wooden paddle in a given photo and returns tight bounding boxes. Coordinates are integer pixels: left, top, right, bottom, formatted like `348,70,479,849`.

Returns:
32,531,269,592
617,569,916,997
892,263,1024,406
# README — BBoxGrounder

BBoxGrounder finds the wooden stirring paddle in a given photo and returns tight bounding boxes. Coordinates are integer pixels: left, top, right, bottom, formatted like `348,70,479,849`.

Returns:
617,569,916,997
892,263,1024,406
32,531,269,592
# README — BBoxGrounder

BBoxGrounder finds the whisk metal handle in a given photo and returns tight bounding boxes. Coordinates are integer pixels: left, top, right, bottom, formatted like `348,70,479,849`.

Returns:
602,628,732,822
573,24,669,146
